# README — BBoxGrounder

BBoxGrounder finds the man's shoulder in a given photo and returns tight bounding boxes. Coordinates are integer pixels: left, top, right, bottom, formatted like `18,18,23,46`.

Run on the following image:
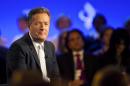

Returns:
10,34,30,48
45,40,53,45
44,41,55,48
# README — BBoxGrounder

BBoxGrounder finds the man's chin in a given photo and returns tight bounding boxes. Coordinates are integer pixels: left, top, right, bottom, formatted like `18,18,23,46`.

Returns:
38,35,46,41
33,37,45,43
38,38,45,42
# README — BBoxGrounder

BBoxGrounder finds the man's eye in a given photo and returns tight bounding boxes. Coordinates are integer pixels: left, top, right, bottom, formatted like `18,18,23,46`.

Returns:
35,22,40,25
44,22,49,25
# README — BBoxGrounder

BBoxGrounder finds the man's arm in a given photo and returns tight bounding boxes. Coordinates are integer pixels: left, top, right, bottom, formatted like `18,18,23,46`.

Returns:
51,42,60,77
47,42,60,78
6,42,27,79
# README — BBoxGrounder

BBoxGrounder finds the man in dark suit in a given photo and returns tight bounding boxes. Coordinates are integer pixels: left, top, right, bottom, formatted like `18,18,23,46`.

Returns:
6,7,59,82
57,29,99,86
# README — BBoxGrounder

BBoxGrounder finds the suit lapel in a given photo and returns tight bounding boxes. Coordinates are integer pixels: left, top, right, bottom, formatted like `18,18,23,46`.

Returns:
30,45,41,67
68,53,75,80
44,41,50,77
25,34,53,77
25,33,41,67
44,41,49,59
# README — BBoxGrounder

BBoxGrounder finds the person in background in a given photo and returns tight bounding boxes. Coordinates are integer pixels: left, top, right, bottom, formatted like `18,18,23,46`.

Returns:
12,15,28,42
124,19,130,44
0,29,8,47
92,14,107,39
92,26,114,56
0,29,8,84
98,28,130,72
86,14,107,53
57,31,69,55
48,15,72,55
57,29,99,86
124,19,130,35
92,66,128,86
0,45,8,84
10,70,51,86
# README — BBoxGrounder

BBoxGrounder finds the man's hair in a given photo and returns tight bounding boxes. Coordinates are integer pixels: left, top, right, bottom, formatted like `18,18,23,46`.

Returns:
28,7,50,26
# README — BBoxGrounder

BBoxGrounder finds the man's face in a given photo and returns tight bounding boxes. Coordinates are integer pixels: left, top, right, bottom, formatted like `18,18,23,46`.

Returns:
29,13,50,42
68,32,84,51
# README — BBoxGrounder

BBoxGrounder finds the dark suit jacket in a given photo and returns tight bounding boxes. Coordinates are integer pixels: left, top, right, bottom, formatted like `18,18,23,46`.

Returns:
57,51,99,86
6,33,60,80
0,46,8,84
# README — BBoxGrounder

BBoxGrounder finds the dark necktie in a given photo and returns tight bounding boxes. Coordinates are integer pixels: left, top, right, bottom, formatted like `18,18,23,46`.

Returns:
76,54,83,70
75,54,86,81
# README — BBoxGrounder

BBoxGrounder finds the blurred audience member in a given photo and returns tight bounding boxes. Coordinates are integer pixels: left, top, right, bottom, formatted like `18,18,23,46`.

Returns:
56,15,72,30
92,13,107,39
0,29,7,47
93,26,114,56
0,45,8,84
48,15,72,54
57,31,69,55
10,70,51,86
86,14,108,53
12,15,28,42
92,66,128,86
57,29,99,86
0,29,8,84
124,19,130,35
99,28,130,72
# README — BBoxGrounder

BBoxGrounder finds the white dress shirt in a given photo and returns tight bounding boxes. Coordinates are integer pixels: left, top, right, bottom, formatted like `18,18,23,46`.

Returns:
29,32,50,82
73,50,84,80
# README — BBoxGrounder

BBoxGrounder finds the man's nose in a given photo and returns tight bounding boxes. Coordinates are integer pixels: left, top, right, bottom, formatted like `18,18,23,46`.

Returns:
40,24,45,30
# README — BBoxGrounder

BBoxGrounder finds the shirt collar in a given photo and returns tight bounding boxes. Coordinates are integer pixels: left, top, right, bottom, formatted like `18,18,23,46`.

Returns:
73,50,84,56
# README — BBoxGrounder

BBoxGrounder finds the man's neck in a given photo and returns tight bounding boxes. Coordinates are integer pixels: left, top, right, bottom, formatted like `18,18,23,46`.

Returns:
29,32,44,44
73,49,84,54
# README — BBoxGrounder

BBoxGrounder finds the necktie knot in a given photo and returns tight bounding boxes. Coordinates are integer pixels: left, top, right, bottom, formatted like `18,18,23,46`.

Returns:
75,54,80,58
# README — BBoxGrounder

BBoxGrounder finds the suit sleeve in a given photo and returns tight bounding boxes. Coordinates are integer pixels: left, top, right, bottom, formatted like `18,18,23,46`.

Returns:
49,42,60,78
6,42,27,79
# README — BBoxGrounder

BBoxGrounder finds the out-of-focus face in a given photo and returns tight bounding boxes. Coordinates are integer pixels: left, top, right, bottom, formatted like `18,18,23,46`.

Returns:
58,17,71,29
94,19,104,33
68,32,84,51
102,29,113,45
29,13,50,42
18,20,28,32
61,32,68,44
116,40,125,55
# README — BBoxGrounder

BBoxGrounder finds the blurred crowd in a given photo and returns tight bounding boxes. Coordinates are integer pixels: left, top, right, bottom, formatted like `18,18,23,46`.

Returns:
1,13,130,86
